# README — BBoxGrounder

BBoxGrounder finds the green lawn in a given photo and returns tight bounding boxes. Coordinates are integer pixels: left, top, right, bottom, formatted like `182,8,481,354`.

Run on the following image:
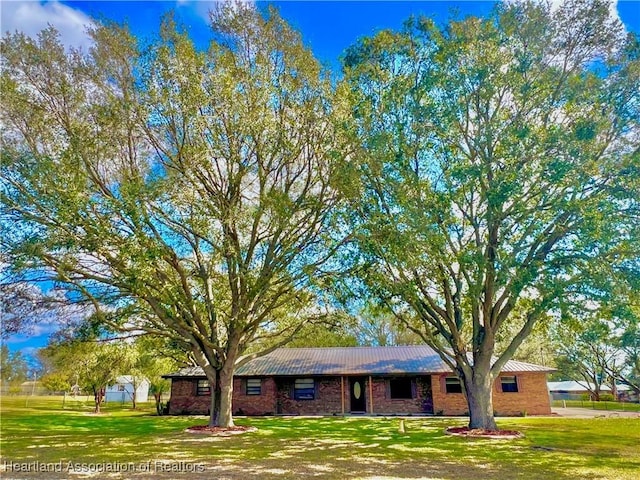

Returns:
1,396,639,479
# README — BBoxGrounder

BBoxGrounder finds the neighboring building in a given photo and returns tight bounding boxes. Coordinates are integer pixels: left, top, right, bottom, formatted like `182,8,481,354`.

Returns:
547,380,634,402
19,381,44,395
164,346,553,416
618,387,639,403
105,375,150,404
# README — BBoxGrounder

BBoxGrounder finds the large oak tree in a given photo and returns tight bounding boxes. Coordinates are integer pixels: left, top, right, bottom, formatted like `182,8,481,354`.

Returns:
337,0,639,429
1,4,341,426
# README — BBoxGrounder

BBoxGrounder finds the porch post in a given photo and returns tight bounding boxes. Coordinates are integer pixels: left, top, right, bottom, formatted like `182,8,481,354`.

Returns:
341,376,345,415
369,375,374,414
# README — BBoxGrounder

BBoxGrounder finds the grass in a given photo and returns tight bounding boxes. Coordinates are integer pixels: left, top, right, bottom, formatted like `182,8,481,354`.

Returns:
1,396,639,479
551,399,640,412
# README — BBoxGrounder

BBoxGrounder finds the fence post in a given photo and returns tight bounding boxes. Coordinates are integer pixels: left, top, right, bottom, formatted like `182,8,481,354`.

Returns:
25,373,37,407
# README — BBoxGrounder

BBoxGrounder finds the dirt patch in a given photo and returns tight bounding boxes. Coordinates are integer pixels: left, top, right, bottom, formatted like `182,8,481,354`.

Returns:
185,425,257,436
445,426,524,439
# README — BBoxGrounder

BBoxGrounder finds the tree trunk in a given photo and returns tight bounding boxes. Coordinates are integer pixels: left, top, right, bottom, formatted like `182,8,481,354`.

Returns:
611,381,617,401
218,367,235,428
463,369,497,430
154,392,163,415
132,388,137,409
208,369,222,427
94,387,104,414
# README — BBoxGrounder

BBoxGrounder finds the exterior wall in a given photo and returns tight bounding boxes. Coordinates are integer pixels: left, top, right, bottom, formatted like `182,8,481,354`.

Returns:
105,382,149,403
105,387,131,403
493,372,552,416
549,390,633,402
431,372,552,416
274,376,434,415
617,390,639,402
168,377,279,416
549,391,581,401
276,377,345,415
368,377,433,414
431,374,468,415
233,377,278,416
168,378,211,415
168,371,551,416
168,376,434,416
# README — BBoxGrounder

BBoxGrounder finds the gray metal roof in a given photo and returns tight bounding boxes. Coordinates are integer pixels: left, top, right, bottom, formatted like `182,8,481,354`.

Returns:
163,346,553,378
547,381,629,392
164,366,205,378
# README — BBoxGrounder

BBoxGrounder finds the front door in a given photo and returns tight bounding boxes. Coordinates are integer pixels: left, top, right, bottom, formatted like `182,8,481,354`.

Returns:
350,377,366,413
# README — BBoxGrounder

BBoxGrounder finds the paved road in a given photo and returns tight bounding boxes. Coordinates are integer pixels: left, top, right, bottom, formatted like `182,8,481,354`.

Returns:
551,407,640,418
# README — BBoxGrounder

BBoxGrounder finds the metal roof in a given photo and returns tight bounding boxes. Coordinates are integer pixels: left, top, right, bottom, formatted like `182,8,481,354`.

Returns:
164,366,205,378
163,346,554,378
547,381,629,392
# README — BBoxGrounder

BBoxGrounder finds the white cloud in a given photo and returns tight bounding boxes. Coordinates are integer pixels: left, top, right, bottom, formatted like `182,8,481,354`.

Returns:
0,1,94,49
509,0,624,31
554,0,623,28
19,346,39,356
176,0,255,23
1,281,98,344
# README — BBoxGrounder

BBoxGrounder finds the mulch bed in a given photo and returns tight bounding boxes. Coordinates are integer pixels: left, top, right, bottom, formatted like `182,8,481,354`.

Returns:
185,425,257,436
445,426,524,439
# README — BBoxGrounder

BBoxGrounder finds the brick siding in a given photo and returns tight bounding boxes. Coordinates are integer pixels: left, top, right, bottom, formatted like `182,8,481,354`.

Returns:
431,372,552,416
168,378,211,415
369,377,433,414
233,377,278,416
168,371,551,416
276,377,345,415
493,372,552,415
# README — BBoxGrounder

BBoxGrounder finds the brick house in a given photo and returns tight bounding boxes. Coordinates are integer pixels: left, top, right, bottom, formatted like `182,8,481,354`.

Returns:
163,346,553,416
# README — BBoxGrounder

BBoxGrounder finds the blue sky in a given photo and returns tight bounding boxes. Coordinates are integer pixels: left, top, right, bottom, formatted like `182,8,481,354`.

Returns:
2,0,639,359
3,1,639,65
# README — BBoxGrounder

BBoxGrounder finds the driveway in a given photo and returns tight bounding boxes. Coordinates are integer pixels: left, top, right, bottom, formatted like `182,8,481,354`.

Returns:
551,407,640,418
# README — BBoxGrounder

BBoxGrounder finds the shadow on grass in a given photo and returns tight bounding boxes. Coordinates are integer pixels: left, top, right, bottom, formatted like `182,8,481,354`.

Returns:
2,400,639,479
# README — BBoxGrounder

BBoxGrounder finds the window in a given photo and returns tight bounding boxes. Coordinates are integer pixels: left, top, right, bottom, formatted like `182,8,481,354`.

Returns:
246,378,261,395
390,378,413,399
196,379,210,396
294,378,315,400
445,377,462,394
117,384,125,392
501,376,519,393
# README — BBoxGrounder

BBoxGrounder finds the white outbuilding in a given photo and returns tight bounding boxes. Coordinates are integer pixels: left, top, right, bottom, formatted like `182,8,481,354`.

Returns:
105,375,150,404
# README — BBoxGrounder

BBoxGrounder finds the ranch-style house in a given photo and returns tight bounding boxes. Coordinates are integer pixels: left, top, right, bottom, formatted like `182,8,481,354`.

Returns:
163,346,553,417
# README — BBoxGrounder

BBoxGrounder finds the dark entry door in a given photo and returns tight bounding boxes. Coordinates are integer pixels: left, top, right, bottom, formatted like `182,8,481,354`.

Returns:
350,377,366,413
